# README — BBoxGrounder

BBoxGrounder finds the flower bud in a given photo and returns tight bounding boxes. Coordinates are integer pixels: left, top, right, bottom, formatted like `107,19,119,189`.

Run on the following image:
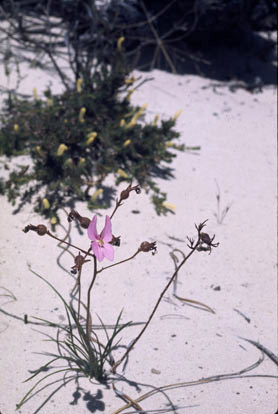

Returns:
123,139,131,147
200,233,212,245
68,209,90,229
13,124,19,132
37,224,47,236
120,188,130,200
86,132,97,145
57,144,68,156
42,198,50,209
140,241,157,253
79,107,86,123
90,188,103,202
78,158,86,167
117,36,125,52
111,235,121,247
33,87,38,100
50,217,57,225
152,114,159,126
162,201,176,211
22,224,48,236
76,78,83,93
117,168,128,179
172,109,182,121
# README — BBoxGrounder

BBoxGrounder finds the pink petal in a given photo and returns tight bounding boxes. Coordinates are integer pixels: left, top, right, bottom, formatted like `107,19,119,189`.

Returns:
101,215,112,242
88,215,98,241
92,241,105,262
103,243,114,261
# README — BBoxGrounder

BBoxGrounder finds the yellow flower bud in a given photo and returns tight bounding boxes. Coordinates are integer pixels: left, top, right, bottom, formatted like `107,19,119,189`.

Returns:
126,89,134,101
64,158,73,168
57,144,68,156
140,103,148,111
13,124,19,132
79,107,86,123
117,168,128,179
36,146,44,157
117,36,125,52
64,119,68,124
42,198,50,209
90,188,103,202
32,87,38,100
172,109,182,121
152,114,159,126
123,139,131,147
76,78,83,93
162,201,176,212
86,132,97,145
127,104,147,128
78,157,86,166
120,119,126,127
125,120,137,129
47,98,53,107
50,217,57,225
125,76,137,85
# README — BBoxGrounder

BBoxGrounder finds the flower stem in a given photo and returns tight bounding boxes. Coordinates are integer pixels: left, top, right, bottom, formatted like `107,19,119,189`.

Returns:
47,231,94,258
86,255,98,339
97,250,141,274
112,231,202,372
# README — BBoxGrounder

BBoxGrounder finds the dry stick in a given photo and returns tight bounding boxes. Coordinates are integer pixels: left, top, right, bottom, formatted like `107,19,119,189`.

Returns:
112,382,145,414
111,354,270,414
112,234,201,372
173,294,215,314
140,0,177,74
170,249,215,314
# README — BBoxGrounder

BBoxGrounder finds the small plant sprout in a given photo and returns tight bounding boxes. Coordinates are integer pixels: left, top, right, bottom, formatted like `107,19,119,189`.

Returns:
18,184,219,410
214,180,233,224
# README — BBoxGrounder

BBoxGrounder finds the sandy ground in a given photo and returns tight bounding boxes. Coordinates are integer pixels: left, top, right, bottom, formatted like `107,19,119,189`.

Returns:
0,43,277,413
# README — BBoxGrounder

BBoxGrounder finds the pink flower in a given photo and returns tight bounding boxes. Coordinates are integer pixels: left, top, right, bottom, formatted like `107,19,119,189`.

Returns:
88,215,114,262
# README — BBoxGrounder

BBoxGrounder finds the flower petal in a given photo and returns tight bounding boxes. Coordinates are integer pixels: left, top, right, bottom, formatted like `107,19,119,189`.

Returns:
88,215,98,241
101,215,112,242
92,241,105,262
103,243,114,261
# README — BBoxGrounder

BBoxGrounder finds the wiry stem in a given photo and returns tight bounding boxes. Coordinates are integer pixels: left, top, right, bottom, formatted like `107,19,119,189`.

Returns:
47,231,94,258
98,250,141,274
86,255,98,339
112,221,207,371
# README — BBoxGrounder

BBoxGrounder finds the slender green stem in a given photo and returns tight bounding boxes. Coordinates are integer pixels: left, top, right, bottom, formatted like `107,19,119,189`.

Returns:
77,269,82,322
86,255,98,339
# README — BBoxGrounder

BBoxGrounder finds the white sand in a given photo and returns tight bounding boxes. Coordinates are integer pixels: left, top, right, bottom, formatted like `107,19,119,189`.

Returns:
0,55,277,413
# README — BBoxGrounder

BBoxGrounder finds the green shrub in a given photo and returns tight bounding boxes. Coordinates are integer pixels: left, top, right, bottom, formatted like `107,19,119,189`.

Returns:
0,61,184,223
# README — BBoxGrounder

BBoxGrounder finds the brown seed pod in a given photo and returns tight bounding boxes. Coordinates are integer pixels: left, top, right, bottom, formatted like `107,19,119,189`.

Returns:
36,224,47,236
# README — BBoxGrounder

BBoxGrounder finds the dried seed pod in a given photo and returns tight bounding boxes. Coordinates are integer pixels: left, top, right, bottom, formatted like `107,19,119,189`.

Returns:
200,233,211,245
37,224,47,236
79,216,91,229
68,209,90,229
140,241,157,253
111,235,121,247
120,189,130,200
